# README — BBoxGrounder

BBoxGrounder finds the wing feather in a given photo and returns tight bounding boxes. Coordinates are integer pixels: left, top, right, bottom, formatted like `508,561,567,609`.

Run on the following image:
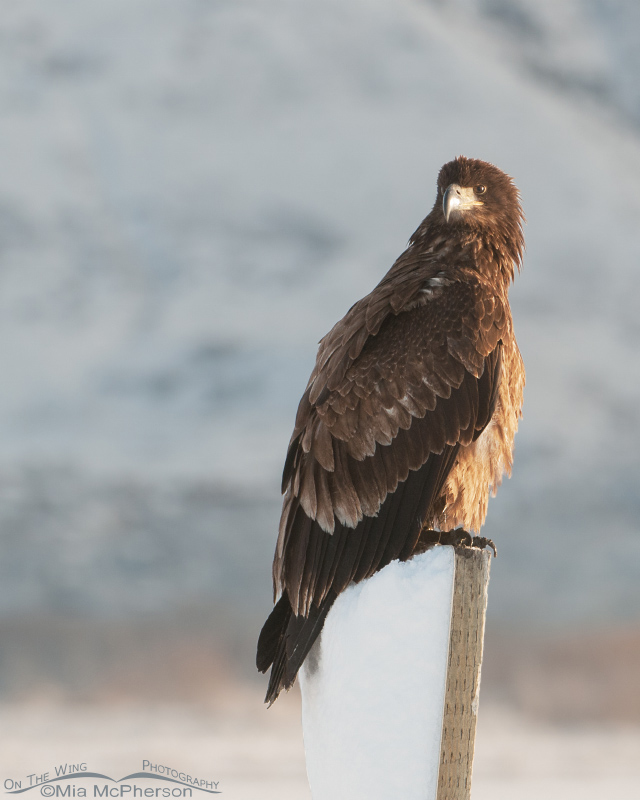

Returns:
274,274,508,619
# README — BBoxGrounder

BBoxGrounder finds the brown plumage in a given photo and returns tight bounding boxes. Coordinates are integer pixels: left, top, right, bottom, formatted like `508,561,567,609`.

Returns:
257,156,525,704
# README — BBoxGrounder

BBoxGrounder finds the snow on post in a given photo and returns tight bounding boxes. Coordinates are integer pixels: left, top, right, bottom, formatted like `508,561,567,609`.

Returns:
299,545,491,800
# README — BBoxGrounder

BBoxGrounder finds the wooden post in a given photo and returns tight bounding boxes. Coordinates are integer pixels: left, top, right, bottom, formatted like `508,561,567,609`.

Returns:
299,545,491,800
437,548,491,800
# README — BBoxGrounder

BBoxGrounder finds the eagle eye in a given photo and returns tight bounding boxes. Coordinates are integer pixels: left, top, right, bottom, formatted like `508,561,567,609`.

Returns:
475,184,486,195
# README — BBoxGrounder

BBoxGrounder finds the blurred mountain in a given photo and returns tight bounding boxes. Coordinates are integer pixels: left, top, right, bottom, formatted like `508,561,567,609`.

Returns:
0,0,639,683
425,0,640,128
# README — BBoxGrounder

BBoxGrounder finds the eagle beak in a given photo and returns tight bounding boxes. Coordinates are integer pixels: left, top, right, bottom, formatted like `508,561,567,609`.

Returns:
443,184,483,222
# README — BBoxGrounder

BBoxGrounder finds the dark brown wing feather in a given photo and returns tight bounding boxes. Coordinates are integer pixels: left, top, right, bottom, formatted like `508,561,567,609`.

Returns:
257,271,506,702
259,347,501,703
275,275,506,615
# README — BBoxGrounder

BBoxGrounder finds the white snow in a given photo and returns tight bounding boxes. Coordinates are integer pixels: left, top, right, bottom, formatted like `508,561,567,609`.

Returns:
299,546,455,800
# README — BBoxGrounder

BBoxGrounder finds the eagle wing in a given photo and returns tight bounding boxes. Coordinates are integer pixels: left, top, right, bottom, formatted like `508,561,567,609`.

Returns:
274,270,507,619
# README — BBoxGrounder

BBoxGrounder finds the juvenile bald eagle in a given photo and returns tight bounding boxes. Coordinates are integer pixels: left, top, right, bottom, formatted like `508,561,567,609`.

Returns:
257,156,525,704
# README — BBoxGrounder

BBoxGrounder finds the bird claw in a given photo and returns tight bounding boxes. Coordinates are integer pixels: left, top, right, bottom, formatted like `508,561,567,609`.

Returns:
438,529,497,557
413,529,497,557
471,536,497,557
437,529,472,548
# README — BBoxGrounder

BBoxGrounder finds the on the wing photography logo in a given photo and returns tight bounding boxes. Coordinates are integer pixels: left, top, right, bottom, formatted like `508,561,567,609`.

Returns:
3,763,220,797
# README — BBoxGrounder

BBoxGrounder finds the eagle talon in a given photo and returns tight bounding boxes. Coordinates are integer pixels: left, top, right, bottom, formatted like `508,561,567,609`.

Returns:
471,536,497,557
439,529,472,548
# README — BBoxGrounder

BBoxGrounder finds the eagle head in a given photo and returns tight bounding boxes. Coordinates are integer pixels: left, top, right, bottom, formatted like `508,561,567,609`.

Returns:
436,156,523,233
430,155,525,271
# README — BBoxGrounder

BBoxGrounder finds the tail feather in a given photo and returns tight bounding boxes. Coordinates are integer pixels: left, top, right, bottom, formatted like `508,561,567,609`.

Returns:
257,589,337,705
256,592,291,674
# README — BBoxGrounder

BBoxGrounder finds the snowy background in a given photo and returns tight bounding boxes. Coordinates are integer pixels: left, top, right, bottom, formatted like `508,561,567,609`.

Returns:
0,0,639,745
